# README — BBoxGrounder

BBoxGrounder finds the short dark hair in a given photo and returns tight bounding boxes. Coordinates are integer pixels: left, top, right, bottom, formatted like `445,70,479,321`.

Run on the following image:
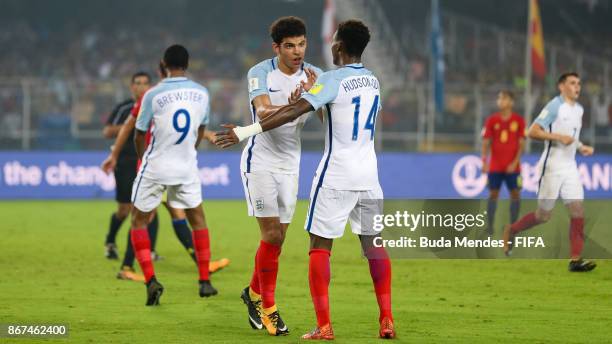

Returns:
131,71,151,84
269,16,306,44
163,44,189,70
499,89,515,100
337,20,371,58
558,72,579,84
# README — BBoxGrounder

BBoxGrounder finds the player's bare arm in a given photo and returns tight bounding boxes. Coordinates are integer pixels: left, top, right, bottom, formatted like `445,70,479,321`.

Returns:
215,98,314,148
507,137,525,173
252,94,284,120
134,129,147,160
195,125,207,148
481,138,491,173
258,97,314,131
289,87,324,122
528,123,574,145
101,116,136,174
103,124,123,138
287,83,323,121
578,143,594,156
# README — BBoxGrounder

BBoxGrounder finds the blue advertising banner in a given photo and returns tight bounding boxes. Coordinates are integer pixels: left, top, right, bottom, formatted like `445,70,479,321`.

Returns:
0,152,611,199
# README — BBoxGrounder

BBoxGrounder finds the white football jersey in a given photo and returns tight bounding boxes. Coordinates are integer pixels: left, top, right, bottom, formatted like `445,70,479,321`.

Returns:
135,77,210,184
302,63,381,190
534,95,583,176
241,57,323,174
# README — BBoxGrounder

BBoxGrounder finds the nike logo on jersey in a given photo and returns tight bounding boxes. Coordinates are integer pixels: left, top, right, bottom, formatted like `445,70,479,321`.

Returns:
268,88,281,92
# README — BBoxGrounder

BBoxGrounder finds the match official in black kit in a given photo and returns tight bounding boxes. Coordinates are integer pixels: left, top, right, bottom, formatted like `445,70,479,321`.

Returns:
102,72,159,262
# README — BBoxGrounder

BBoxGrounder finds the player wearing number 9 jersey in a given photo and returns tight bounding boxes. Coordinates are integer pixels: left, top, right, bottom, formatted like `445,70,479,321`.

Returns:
130,44,218,307
134,80,209,185
215,19,395,340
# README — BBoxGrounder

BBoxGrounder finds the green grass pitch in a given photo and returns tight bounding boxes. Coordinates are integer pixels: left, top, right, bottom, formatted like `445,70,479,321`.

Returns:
1,200,611,343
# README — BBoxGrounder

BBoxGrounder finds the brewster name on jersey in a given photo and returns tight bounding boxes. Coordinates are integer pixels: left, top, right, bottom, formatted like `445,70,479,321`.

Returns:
156,90,205,109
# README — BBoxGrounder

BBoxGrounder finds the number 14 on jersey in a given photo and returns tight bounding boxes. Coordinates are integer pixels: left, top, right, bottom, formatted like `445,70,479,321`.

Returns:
351,95,379,141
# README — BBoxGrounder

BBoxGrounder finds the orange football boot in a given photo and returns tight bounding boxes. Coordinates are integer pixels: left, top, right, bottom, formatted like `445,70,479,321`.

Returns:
302,324,334,340
209,258,230,273
379,317,396,339
116,266,145,282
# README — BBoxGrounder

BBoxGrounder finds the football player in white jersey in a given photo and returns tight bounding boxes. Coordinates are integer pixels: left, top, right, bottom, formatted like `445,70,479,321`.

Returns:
130,45,218,306
237,16,323,336
503,72,596,272
101,63,229,282
216,20,395,340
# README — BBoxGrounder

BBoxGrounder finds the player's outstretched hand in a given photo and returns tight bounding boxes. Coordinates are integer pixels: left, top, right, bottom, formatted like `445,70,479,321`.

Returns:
204,130,217,144
558,134,574,145
101,155,117,175
300,67,318,92
288,87,301,104
214,124,240,148
579,145,594,156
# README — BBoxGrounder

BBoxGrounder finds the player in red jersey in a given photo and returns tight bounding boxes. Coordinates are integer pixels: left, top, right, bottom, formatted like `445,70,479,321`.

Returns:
101,63,229,281
481,90,525,235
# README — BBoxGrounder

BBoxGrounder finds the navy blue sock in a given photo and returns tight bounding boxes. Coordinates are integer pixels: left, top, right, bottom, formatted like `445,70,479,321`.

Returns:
121,230,135,268
148,213,159,252
172,219,195,261
106,213,124,244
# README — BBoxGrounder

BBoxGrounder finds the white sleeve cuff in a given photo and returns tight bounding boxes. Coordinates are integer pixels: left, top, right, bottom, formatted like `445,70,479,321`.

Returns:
233,122,263,142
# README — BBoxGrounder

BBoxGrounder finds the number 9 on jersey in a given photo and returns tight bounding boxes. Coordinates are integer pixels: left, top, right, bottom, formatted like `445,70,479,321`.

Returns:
173,109,191,144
